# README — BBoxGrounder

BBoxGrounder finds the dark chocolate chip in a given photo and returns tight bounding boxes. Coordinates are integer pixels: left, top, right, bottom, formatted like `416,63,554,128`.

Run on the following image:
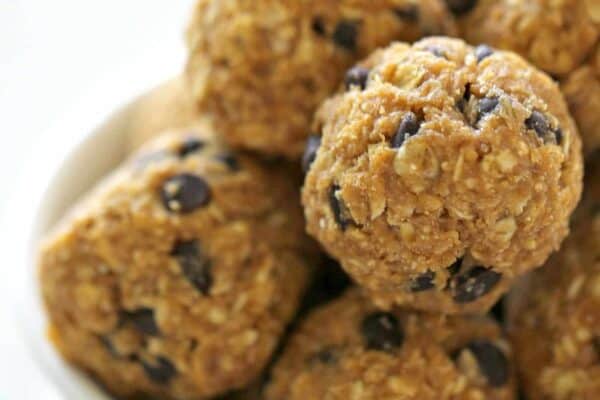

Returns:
178,137,205,157
554,128,563,145
312,348,338,364
312,17,326,36
215,154,239,171
329,184,351,230
475,45,494,63
464,340,509,387
124,308,160,336
447,258,463,277
171,240,212,295
425,46,447,58
393,5,419,22
409,271,436,292
391,112,421,148
361,312,404,352
160,174,211,213
525,111,561,144
452,267,501,303
490,297,505,324
344,66,370,90
332,20,359,51
302,135,322,173
477,97,499,122
457,84,472,112
445,0,478,15
525,111,550,137
141,357,177,384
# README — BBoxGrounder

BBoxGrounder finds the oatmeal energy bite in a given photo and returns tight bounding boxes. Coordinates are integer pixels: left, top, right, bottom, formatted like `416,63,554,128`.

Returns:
266,290,516,400
456,0,600,155
507,160,600,400
186,0,457,158
561,44,600,157
302,37,583,314
39,129,312,399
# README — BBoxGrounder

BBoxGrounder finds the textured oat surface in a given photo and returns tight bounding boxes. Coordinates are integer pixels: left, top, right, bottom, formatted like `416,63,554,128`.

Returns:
302,37,583,313
459,0,600,77
39,129,312,399
507,159,600,400
561,44,600,156
127,75,205,152
265,289,516,400
458,0,600,156
185,0,457,158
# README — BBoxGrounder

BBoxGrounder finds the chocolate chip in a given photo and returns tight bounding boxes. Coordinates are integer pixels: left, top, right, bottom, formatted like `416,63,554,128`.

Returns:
490,297,505,323
393,5,419,22
160,174,211,213
445,0,478,15
302,135,322,173
463,340,509,387
452,267,501,303
312,17,326,36
525,111,549,137
475,45,494,63
554,128,563,145
447,258,463,277
477,97,499,122
457,84,472,112
171,240,212,295
425,46,447,58
312,348,338,364
329,184,351,230
215,154,239,171
178,137,205,157
361,312,404,352
141,357,176,384
332,20,359,51
391,112,421,148
344,66,369,90
526,111,561,144
124,308,160,336
409,271,436,292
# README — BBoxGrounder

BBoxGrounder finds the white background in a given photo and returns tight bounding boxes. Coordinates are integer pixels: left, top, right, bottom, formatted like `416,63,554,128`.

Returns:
0,1,194,397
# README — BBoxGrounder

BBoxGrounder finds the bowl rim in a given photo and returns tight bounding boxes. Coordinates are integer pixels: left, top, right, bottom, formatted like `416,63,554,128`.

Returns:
4,78,158,399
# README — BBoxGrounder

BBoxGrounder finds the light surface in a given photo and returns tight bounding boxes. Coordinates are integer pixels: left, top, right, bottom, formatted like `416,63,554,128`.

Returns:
0,1,195,398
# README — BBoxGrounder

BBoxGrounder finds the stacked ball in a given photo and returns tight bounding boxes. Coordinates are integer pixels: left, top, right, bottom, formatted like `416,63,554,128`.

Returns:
39,0,598,399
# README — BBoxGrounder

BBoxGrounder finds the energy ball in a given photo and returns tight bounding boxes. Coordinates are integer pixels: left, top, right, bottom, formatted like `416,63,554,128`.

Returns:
185,0,457,158
302,37,583,314
457,0,600,77
265,290,517,400
507,161,600,400
39,129,312,399
561,44,600,156
127,75,205,151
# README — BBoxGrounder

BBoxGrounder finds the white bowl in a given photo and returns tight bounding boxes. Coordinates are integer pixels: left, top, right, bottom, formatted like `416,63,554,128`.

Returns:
5,87,152,399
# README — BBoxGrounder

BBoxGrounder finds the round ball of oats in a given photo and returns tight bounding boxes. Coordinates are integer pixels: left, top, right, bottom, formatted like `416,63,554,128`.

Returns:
265,290,517,400
39,128,312,399
302,37,583,314
185,0,457,158
456,0,600,77
561,43,600,156
507,160,600,400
